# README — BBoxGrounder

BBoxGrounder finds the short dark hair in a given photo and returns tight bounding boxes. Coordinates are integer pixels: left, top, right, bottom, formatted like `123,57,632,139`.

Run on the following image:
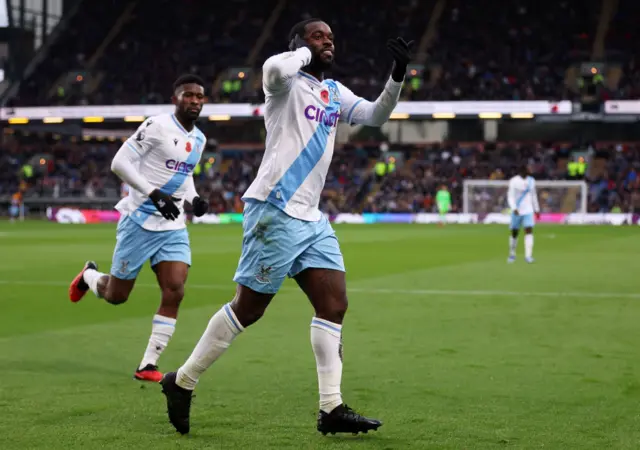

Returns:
288,18,323,42
173,74,205,93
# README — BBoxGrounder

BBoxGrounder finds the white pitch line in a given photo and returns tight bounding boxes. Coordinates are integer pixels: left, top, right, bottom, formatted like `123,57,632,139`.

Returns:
348,287,640,299
0,279,637,299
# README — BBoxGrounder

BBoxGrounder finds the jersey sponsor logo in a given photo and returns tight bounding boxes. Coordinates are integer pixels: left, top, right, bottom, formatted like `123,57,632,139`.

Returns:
165,159,195,173
186,141,192,153
304,105,340,127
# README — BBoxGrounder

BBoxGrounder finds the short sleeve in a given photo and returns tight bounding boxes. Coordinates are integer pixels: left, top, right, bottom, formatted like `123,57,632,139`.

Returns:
335,81,366,125
125,118,160,156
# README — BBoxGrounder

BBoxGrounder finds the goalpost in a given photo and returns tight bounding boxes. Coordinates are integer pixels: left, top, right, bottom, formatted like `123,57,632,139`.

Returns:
462,180,589,215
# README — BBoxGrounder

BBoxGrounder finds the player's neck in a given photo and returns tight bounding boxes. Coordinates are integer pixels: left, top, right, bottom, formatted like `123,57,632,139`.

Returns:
302,68,324,82
175,113,196,132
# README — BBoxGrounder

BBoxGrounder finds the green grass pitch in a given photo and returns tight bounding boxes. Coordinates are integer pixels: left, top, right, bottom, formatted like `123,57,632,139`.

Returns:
0,222,639,449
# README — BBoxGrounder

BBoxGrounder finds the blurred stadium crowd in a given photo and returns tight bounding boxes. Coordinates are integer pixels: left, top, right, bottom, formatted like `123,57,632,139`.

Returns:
2,0,640,216
2,136,639,214
6,0,640,106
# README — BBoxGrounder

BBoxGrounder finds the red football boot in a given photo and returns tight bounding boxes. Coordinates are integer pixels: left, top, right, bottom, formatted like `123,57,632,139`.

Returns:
68,261,98,303
134,364,164,383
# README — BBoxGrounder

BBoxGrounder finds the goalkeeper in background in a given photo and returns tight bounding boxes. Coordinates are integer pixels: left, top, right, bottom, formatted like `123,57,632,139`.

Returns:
435,185,451,226
507,165,540,263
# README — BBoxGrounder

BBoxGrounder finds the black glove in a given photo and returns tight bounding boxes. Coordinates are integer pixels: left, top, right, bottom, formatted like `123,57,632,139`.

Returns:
149,189,180,221
191,196,209,217
387,37,415,82
289,34,311,52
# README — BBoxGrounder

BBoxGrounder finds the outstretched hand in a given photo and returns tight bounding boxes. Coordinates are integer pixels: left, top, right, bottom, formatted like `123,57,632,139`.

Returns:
387,37,415,82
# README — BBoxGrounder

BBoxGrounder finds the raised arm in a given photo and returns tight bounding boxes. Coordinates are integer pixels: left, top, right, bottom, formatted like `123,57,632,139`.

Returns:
262,48,312,94
338,78,403,127
338,37,413,127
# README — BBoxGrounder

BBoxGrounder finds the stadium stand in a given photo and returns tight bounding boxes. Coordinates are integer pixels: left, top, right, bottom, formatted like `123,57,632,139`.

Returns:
2,1,640,219
9,0,132,106
421,0,600,101
604,0,640,100
11,0,640,105
255,0,435,102
2,131,639,214
91,0,279,106
9,0,433,106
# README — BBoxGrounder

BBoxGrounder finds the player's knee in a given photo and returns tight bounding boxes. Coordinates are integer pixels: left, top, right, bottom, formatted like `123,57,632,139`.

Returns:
231,300,267,327
103,276,134,305
230,288,273,328
104,290,129,305
331,295,349,323
161,283,185,307
235,307,265,327
315,293,348,324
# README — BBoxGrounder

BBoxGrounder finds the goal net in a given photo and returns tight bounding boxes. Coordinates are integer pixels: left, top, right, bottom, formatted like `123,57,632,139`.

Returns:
462,180,588,214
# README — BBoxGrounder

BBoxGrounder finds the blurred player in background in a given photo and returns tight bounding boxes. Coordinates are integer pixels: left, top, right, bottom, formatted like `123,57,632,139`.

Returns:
160,19,413,436
9,191,23,223
507,165,540,263
67,75,210,382
120,182,130,198
435,185,451,226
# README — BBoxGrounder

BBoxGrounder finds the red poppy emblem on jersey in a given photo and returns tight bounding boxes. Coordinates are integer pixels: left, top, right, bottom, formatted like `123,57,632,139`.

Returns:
320,89,329,104
185,142,192,153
